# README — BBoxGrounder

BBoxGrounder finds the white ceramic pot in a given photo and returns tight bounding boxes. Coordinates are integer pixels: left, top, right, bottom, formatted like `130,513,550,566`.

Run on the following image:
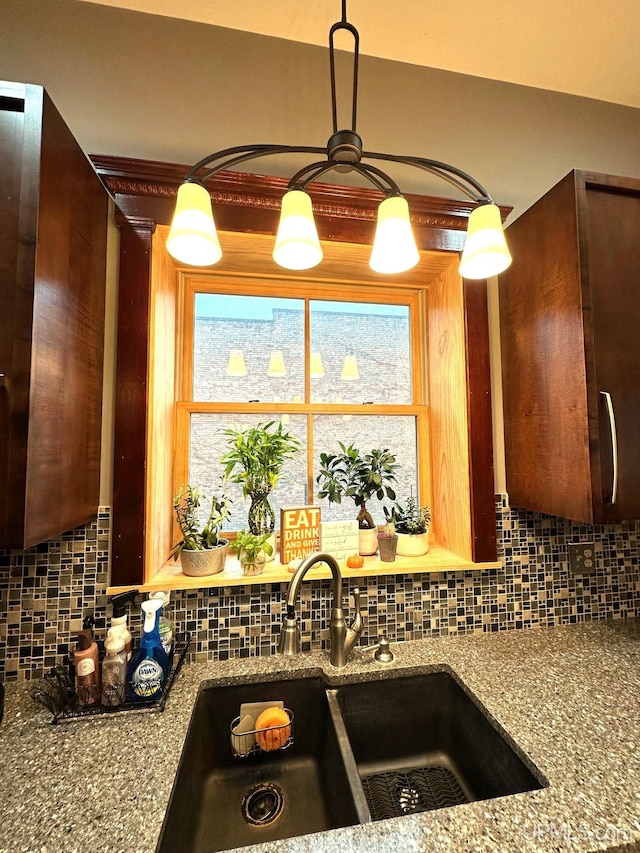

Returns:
180,540,229,576
358,527,378,556
395,532,430,557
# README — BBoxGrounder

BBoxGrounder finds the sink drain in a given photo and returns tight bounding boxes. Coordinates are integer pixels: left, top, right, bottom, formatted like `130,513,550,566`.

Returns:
241,782,284,827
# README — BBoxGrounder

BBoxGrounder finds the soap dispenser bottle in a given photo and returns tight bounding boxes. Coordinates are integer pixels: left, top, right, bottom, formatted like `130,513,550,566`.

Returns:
101,628,127,706
109,590,138,661
75,632,100,706
127,599,169,702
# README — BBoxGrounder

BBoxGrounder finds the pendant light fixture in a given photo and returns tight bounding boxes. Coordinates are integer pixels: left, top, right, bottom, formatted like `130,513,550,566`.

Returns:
167,1,511,280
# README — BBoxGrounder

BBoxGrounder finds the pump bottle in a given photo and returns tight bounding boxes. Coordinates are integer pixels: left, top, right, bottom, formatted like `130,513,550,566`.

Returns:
101,628,127,706
75,632,100,706
127,599,169,702
109,590,138,661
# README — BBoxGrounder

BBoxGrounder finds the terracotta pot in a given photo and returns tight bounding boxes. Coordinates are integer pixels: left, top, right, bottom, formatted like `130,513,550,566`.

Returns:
180,540,229,577
395,532,430,557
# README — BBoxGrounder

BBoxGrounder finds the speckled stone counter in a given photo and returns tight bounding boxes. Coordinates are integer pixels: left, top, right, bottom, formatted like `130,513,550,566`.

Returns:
1,619,640,853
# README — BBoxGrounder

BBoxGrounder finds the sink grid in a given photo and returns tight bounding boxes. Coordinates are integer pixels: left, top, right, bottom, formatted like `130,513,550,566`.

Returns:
362,766,468,820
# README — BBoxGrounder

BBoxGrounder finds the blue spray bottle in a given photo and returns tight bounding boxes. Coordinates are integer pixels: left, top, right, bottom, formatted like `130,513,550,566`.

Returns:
127,599,170,702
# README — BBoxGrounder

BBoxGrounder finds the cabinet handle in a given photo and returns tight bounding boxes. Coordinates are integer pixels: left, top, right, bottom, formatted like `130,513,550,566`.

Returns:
600,390,618,504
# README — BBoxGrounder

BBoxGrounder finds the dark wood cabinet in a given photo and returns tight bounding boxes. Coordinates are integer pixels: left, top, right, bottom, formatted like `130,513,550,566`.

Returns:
500,169,640,524
0,82,108,549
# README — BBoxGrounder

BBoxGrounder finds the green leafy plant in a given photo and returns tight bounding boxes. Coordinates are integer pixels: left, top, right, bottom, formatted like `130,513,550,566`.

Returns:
221,421,301,535
316,443,400,529
384,495,431,535
171,484,231,559
228,529,274,563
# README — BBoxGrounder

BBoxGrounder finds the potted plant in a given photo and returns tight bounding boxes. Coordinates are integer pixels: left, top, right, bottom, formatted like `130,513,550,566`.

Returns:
316,443,400,555
377,517,398,562
385,496,431,557
172,484,231,576
221,421,301,561
229,529,275,576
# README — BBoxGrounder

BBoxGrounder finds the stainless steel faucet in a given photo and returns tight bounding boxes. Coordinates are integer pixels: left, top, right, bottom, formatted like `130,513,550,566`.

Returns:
277,551,365,668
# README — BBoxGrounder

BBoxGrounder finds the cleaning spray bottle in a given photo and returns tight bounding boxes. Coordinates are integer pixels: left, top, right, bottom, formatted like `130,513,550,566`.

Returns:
109,590,138,662
127,599,169,702
148,590,174,663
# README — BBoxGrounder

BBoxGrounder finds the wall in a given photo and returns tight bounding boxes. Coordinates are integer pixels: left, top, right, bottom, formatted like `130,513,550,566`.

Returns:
3,0,640,223
1,499,639,680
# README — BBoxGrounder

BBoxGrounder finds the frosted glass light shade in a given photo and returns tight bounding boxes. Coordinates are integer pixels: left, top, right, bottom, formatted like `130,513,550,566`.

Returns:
369,195,420,274
458,203,512,280
341,355,360,381
310,351,325,378
166,182,222,266
273,190,323,270
267,350,287,377
227,349,247,376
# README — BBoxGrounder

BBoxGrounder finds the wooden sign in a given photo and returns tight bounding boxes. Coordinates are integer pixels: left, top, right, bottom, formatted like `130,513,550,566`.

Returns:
280,506,321,565
320,520,360,562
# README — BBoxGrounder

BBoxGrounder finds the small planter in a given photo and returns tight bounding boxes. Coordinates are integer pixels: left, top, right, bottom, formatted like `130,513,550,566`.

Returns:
358,527,378,556
180,540,229,577
377,535,398,562
240,552,266,576
395,532,430,557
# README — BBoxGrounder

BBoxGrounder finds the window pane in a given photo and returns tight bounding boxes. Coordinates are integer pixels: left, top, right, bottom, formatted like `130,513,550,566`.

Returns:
309,301,412,405
193,294,305,403
189,413,307,531
313,415,418,525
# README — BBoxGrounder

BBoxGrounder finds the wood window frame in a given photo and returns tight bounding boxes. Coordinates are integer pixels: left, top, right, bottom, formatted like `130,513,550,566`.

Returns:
92,156,504,590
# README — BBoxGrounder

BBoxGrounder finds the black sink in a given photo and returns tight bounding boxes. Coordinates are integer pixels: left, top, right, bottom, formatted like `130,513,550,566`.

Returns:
157,669,546,852
157,676,360,853
329,670,545,821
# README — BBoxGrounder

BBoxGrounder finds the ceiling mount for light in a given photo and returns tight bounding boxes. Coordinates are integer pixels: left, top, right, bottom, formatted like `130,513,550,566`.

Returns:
166,0,512,280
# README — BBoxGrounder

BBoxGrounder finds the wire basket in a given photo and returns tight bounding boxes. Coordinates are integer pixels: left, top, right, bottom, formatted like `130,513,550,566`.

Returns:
230,708,294,758
30,632,192,724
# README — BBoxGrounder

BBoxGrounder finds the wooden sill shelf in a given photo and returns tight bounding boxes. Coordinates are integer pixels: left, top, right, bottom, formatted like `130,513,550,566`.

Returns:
107,543,501,594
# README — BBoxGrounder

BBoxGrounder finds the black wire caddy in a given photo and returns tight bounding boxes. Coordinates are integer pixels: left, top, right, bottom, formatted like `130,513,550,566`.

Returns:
29,631,192,724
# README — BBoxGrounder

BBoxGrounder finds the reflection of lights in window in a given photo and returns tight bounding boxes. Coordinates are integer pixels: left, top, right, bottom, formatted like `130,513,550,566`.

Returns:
310,351,325,378
227,349,247,376
267,350,287,377
293,395,303,404
280,413,290,425
335,396,352,421
341,355,359,381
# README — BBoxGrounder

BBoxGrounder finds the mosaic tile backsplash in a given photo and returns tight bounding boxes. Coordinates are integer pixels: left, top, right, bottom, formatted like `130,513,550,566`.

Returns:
1,496,639,680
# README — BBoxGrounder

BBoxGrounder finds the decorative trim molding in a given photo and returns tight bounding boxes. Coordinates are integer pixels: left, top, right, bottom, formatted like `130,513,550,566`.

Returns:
91,154,511,233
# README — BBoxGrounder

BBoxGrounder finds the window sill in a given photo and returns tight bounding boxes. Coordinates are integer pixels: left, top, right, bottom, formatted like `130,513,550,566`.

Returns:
107,542,501,594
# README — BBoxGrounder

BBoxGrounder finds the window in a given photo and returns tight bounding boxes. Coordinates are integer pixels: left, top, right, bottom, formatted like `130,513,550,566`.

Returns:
175,277,430,534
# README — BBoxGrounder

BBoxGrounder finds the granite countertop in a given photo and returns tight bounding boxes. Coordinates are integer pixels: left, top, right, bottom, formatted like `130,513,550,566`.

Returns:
1,619,640,853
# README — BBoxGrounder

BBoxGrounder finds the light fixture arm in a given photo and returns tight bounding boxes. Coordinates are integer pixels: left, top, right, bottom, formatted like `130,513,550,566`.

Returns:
288,159,400,196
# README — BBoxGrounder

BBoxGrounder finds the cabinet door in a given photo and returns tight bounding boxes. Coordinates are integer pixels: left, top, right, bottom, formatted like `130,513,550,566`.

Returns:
585,181,640,522
0,83,108,549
